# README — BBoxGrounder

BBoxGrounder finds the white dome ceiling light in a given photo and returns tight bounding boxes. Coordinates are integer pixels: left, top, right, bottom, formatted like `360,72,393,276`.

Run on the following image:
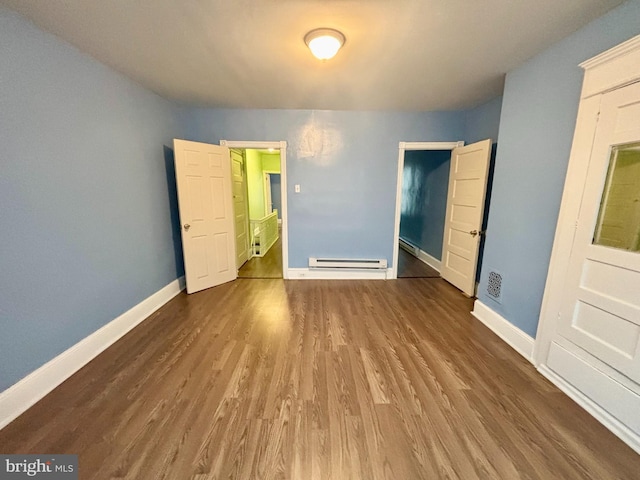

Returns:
304,28,346,61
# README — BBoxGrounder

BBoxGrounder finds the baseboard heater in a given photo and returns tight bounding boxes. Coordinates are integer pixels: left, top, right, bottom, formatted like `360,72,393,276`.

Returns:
309,257,388,270
398,238,418,255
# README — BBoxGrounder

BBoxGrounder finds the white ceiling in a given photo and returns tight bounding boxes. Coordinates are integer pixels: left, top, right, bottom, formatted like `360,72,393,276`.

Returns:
1,0,624,111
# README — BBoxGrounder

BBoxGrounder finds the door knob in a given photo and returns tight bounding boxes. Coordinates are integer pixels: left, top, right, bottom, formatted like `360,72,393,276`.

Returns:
469,230,485,237
184,224,191,231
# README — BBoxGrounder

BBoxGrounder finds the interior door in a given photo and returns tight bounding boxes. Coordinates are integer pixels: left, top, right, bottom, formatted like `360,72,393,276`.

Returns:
173,139,236,294
440,139,492,296
231,149,249,268
557,81,640,383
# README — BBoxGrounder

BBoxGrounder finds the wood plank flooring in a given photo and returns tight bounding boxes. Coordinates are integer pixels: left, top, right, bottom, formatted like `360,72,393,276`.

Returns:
238,235,282,279
1,278,639,479
397,248,440,278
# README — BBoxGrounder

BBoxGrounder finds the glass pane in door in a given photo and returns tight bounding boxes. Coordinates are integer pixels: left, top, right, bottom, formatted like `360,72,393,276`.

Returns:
593,142,640,252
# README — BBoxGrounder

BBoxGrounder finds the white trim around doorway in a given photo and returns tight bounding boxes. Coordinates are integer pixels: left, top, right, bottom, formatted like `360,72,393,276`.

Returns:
391,141,464,279
220,140,289,279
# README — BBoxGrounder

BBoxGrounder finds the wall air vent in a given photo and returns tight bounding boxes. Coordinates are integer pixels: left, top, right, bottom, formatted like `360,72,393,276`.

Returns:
486,270,503,303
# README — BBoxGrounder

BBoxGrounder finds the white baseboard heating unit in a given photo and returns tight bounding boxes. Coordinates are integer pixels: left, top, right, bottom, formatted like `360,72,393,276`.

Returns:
309,257,388,269
398,238,418,255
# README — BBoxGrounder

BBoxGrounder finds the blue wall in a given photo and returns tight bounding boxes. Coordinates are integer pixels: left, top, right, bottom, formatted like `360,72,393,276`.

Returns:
464,96,503,144
0,8,184,391
183,109,465,268
477,0,640,337
270,174,282,219
4,0,636,396
400,150,451,259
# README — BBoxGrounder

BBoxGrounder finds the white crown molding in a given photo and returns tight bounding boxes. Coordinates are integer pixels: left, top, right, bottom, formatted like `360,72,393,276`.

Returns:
580,33,640,98
580,33,640,70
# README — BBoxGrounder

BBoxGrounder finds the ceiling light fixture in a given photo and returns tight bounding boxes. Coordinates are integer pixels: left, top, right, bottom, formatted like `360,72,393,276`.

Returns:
304,28,345,61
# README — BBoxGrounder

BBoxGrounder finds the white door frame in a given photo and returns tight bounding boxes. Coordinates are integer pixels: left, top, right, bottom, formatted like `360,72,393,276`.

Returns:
391,141,464,279
220,140,289,279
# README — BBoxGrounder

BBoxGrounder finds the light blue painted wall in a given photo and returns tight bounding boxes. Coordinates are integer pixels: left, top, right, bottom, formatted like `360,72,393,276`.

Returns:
0,8,184,391
270,174,282,219
477,0,640,337
400,150,451,259
464,96,503,144
183,109,465,267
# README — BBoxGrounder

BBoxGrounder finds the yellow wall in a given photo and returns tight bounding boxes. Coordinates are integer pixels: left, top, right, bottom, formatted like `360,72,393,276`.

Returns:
245,149,280,220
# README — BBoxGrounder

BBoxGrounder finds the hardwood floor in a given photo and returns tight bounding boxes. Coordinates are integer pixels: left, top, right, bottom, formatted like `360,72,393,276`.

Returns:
1,278,639,479
397,248,440,278
238,234,282,279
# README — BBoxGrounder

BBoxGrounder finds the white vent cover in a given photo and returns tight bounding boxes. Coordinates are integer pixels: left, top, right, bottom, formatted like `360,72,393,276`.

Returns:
309,257,388,269
486,271,503,303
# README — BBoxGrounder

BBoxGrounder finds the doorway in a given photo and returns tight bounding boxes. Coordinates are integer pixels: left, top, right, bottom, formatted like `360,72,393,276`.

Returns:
397,149,451,278
392,140,493,296
221,141,288,279
392,142,462,280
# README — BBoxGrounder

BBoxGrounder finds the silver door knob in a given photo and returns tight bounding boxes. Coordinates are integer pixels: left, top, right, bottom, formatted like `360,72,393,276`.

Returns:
184,224,191,231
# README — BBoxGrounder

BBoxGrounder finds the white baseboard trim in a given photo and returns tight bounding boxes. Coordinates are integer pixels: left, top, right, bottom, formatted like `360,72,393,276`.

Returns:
287,268,391,280
0,276,186,430
471,300,534,363
398,239,441,272
416,249,441,272
538,364,640,455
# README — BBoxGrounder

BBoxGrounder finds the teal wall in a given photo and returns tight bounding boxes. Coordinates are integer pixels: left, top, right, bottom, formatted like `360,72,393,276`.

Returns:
477,0,640,337
400,150,451,260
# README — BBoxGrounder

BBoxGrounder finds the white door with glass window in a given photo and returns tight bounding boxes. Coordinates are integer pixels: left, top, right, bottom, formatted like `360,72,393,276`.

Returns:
173,139,237,294
440,139,492,296
556,81,640,384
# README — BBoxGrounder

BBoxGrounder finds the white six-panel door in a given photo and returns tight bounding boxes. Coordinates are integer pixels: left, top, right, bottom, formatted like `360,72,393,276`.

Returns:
557,81,640,384
231,149,249,269
440,139,492,296
174,139,236,294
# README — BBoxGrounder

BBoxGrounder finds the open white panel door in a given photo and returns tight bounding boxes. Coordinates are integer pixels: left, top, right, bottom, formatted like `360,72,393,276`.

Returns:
441,139,492,296
174,139,236,294
230,149,249,269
